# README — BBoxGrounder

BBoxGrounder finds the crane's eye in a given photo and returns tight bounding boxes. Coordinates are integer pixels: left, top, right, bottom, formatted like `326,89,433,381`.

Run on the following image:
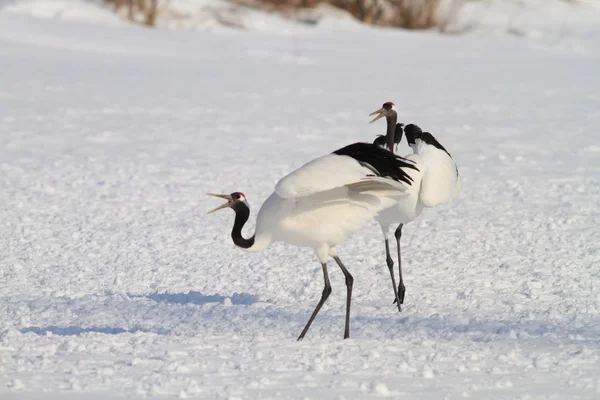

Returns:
231,192,246,201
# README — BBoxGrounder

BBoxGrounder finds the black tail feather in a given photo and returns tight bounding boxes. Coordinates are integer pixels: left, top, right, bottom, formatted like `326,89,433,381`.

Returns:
333,142,418,186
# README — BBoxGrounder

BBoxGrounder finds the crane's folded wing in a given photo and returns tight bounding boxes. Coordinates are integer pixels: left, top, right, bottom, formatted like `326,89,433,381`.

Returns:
345,177,408,197
275,154,386,199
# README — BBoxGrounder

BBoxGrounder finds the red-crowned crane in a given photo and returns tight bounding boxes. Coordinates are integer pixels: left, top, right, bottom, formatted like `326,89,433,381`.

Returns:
369,102,462,311
208,142,418,340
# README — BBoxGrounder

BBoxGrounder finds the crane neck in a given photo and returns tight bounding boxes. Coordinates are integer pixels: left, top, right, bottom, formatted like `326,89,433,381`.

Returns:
231,201,255,249
386,113,398,154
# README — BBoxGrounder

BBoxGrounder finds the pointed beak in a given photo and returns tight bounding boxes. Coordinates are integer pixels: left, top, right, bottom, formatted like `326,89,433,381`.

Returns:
207,193,233,214
369,108,386,124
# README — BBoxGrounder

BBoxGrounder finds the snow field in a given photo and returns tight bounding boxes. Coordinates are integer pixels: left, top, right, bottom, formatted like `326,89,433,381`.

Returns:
1,2,600,398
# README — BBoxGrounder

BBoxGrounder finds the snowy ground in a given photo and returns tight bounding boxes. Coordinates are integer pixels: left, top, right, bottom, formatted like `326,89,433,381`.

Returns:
1,1,600,399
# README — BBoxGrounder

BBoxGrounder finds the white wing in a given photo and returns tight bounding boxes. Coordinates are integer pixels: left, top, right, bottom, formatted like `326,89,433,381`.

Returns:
275,154,379,199
410,147,461,208
346,176,409,196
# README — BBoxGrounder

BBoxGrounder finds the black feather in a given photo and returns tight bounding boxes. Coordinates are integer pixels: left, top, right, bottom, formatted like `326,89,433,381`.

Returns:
404,124,453,159
333,142,418,186
372,123,404,148
394,123,404,145
372,135,387,148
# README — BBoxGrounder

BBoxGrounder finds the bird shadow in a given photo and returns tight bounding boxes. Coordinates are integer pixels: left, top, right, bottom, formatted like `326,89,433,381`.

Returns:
17,291,263,337
128,290,262,306
348,313,600,343
19,325,170,336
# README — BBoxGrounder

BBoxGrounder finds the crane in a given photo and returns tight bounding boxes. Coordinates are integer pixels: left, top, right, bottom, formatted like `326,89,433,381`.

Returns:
208,142,418,340
368,102,462,311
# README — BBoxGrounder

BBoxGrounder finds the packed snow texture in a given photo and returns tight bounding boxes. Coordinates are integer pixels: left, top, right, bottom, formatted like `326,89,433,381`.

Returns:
1,0,600,399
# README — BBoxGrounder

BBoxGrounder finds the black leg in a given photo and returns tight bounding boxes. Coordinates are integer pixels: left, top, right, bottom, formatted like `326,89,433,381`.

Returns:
333,256,354,339
393,224,406,306
297,262,332,341
385,239,402,312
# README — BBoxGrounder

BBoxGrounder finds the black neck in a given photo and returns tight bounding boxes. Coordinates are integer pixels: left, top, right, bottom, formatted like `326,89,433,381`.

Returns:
231,201,255,249
386,113,397,154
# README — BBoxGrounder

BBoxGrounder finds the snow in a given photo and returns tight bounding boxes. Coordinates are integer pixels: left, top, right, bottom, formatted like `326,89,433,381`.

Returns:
0,0,365,33
1,0,600,398
0,0,125,26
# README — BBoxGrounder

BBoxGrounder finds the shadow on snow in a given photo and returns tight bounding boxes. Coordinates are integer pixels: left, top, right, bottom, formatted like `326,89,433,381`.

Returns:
14,291,599,342
20,325,170,336
128,291,261,305
17,291,262,337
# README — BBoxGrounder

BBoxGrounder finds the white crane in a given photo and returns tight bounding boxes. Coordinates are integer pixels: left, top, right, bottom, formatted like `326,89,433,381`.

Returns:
368,102,462,311
207,142,418,340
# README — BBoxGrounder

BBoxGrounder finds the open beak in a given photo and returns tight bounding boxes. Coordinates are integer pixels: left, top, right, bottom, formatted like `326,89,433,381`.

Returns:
207,193,233,214
369,108,386,124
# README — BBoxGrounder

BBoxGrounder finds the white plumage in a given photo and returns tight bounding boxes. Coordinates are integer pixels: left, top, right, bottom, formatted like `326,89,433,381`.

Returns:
406,139,462,208
250,154,410,258
254,176,406,259
377,137,462,233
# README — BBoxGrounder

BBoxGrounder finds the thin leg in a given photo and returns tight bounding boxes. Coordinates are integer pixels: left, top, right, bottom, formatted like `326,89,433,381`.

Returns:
385,239,402,312
333,256,354,339
297,262,332,341
393,224,406,306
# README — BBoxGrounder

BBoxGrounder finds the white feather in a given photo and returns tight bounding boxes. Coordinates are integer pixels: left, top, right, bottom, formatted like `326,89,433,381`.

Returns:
412,144,461,208
275,154,376,199
251,177,407,256
377,138,461,233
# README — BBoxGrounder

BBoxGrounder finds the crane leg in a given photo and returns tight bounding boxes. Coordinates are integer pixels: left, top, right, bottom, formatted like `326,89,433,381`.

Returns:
297,262,332,341
333,256,354,339
393,224,406,306
385,239,402,312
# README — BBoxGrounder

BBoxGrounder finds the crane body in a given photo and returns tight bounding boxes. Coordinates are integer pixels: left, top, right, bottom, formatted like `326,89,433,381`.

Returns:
208,142,417,340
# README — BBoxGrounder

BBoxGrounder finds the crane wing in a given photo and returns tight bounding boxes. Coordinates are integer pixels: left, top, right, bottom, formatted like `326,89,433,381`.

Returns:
404,145,461,208
418,153,461,207
345,176,408,196
275,154,371,199
276,142,418,199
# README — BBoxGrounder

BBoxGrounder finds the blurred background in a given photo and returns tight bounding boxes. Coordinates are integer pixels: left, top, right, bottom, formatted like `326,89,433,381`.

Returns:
2,0,599,36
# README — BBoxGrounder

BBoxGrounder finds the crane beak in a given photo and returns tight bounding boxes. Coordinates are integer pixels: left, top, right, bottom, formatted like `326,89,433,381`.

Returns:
369,108,386,124
207,193,233,214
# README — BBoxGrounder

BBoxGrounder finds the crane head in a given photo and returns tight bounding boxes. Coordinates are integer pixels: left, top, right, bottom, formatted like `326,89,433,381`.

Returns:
207,192,246,214
369,102,396,123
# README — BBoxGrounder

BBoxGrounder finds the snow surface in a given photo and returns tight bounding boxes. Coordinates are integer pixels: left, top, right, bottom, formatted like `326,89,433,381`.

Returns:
1,1,600,399
0,0,126,26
